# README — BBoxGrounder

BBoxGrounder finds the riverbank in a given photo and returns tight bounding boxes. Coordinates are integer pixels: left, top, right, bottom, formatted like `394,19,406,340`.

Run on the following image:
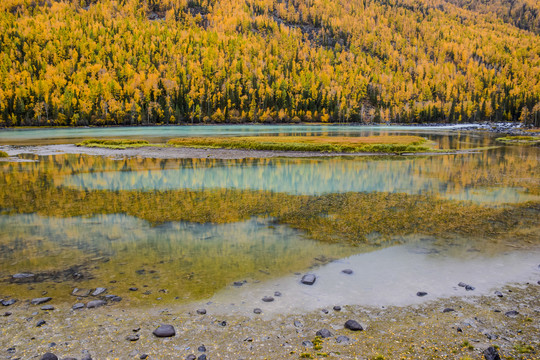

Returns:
1,282,538,359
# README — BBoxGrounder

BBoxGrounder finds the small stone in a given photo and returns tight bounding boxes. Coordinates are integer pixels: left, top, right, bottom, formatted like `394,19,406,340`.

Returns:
494,291,503,298
321,309,329,314
72,303,85,310
197,345,206,352
1,299,16,306
274,291,282,297
344,319,363,331
504,310,519,317
36,319,46,327
457,327,463,333
139,354,148,360
126,334,139,341
465,285,475,291
87,300,106,308
133,327,141,332
301,340,313,347
458,282,467,287
91,287,107,296
341,269,353,275
416,292,428,297
253,308,262,314
233,282,244,287
129,287,138,291
41,305,54,311
197,355,207,360
336,335,350,343
196,309,207,315
3,311,12,316
333,306,341,311
483,346,502,360
186,355,196,360
262,296,274,302
104,295,122,302
316,329,332,338
301,274,316,285
443,308,455,313
294,320,303,328
40,353,58,360
153,324,175,337
219,320,227,326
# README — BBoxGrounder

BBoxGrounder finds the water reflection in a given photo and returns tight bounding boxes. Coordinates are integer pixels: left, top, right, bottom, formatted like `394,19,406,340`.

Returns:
61,150,540,204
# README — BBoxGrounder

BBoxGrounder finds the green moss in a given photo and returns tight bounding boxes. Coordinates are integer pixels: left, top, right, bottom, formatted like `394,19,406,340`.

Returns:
76,139,150,149
299,353,313,358
461,340,474,350
0,150,8,158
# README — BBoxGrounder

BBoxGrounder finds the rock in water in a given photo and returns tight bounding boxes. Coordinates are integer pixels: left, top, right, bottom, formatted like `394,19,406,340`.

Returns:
197,345,206,352
196,309,207,315
40,353,58,360
494,291,503,298
153,324,175,337
504,310,519,317
72,303,85,310
13,273,35,280
31,297,52,305
253,308,262,314
41,305,54,311
126,334,139,341
341,269,353,275
315,329,332,338
442,308,455,313
344,319,363,331
186,355,196,360
86,300,106,308
1,299,16,306
301,274,316,285
197,355,207,360
36,319,46,327
416,292,428,297
262,296,274,302
483,346,501,360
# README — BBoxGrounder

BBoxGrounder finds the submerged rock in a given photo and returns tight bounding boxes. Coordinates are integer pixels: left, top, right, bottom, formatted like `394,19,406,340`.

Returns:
341,269,353,274
153,324,175,337
41,305,54,311
316,329,332,338
31,297,52,305
301,274,316,285
504,310,519,317
336,335,350,343
416,292,428,297
333,305,341,311
72,303,85,310
196,309,207,315
197,355,207,360
92,287,107,296
442,308,455,313
126,334,139,341
253,308,262,314
87,300,106,309
301,340,313,347
344,319,363,331
36,319,46,327
262,296,274,302
197,345,206,352
186,355,196,360
1,299,16,306
274,291,282,297
72,288,91,297
494,291,503,298
483,346,501,360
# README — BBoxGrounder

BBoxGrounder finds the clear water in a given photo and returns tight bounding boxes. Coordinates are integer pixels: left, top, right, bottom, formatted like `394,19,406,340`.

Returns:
0,125,538,309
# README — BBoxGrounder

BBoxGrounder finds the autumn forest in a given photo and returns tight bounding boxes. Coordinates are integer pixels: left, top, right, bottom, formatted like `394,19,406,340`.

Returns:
0,0,539,126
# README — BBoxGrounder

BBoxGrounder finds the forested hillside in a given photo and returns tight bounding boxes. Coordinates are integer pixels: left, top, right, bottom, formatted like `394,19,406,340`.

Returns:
0,0,539,126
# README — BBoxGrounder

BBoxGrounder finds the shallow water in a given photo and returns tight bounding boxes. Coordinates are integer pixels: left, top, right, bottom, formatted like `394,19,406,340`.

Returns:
0,126,538,310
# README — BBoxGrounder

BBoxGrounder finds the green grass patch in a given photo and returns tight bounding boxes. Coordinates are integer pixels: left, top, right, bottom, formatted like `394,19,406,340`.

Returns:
167,135,432,154
76,139,150,149
0,151,8,158
496,136,540,145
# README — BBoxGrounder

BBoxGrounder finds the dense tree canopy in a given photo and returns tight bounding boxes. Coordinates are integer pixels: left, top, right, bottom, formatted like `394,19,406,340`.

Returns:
0,0,539,126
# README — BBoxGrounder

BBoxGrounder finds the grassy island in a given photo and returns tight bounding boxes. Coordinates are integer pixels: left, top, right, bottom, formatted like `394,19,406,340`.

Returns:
167,135,432,153
0,151,8,158
77,135,432,153
76,139,150,149
496,136,540,145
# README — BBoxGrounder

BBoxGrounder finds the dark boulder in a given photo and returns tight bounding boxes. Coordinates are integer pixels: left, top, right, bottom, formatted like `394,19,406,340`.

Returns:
40,353,58,360
316,329,332,338
344,319,363,331
483,346,501,360
153,324,175,337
